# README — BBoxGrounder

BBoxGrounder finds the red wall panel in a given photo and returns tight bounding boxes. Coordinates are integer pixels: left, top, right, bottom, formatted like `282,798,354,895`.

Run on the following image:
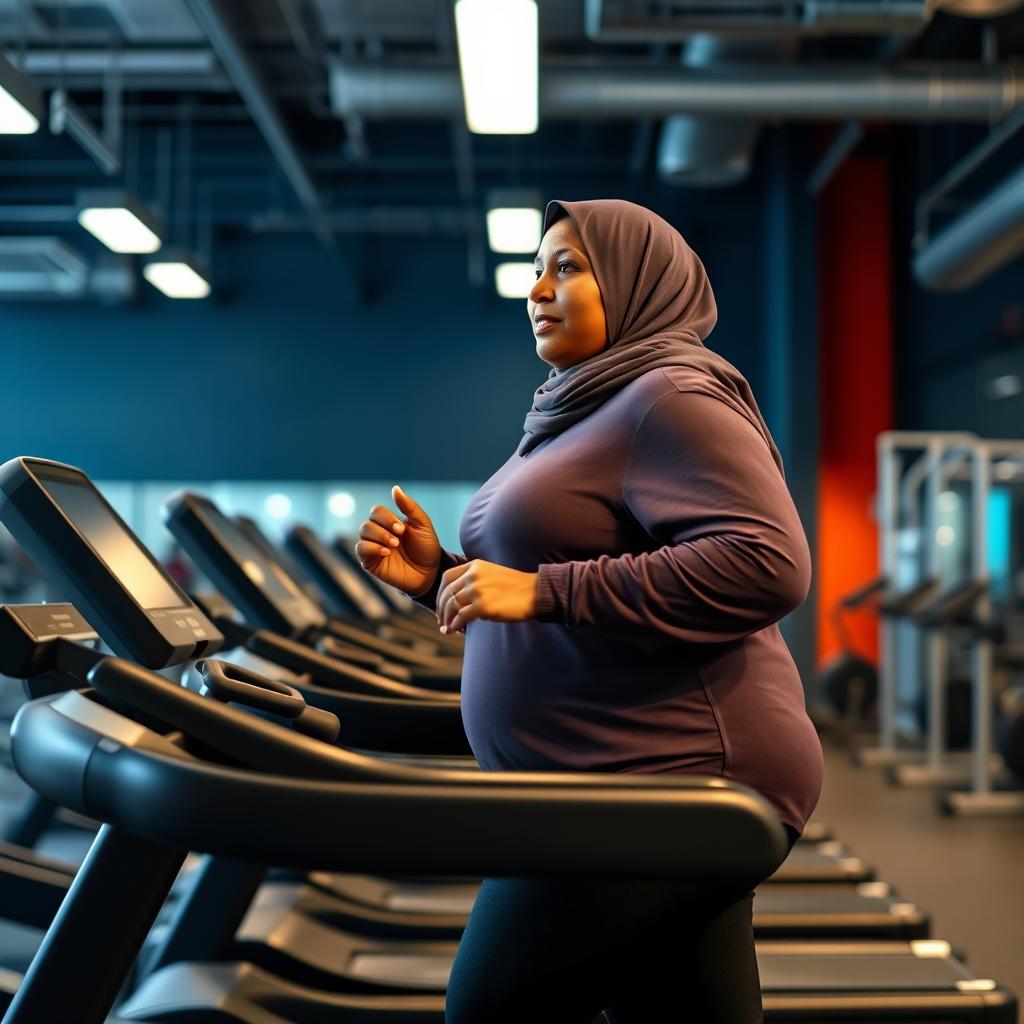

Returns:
817,154,893,665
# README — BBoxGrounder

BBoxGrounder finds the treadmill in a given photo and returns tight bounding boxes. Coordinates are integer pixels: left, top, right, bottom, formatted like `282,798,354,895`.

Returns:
334,532,438,621
285,523,464,650
0,460,913,901
0,460,926,934
1,649,1013,1024
0,599,932,1015
165,491,463,685
0,461,980,963
242,516,463,658
164,495,471,758
0,466,1011,1024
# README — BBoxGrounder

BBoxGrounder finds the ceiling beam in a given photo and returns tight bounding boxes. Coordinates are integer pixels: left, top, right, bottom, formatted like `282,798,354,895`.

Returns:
183,0,337,254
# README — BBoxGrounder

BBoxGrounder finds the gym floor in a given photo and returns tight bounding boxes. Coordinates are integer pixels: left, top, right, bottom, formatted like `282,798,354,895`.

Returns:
817,741,1024,1007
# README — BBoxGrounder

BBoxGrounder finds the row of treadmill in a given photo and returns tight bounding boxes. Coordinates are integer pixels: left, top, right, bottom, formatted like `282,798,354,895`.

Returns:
0,454,1014,1023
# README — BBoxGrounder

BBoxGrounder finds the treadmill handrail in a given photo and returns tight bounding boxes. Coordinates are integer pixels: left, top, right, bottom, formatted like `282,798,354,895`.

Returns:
11,693,787,880
839,575,889,610
878,577,941,617
83,658,728,789
911,580,990,627
247,629,460,703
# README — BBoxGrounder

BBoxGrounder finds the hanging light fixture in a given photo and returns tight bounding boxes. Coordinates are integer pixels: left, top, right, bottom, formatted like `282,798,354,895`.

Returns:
77,191,164,254
143,249,211,299
0,54,43,135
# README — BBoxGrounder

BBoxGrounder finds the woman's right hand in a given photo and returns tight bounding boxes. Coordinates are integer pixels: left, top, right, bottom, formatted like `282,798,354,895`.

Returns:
355,485,442,598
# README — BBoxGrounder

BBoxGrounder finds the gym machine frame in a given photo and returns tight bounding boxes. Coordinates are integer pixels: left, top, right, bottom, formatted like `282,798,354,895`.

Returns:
856,431,973,769
941,439,1024,816
889,438,1000,790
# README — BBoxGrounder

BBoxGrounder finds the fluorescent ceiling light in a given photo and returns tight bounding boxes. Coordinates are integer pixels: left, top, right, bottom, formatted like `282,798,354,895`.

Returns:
77,191,163,254
143,252,211,300
487,207,542,253
495,262,536,299
455,0,538,134
0,55,43,134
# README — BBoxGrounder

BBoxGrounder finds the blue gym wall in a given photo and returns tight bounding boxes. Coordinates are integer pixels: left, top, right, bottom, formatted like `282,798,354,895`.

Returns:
893,129,1024,438
0,186,774,483
895,257,1024,435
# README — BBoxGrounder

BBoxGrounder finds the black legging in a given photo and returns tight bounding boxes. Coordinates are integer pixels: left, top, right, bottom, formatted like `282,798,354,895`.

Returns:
445,825,800,1024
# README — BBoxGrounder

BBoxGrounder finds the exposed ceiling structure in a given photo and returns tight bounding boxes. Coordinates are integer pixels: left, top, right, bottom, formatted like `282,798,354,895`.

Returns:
0,0,1022,300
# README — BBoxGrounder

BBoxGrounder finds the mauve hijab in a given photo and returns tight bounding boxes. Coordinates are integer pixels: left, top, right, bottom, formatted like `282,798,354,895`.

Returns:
518,198,783,475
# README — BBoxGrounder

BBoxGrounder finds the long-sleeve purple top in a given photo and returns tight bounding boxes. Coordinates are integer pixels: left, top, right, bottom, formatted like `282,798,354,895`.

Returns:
416,366,824,833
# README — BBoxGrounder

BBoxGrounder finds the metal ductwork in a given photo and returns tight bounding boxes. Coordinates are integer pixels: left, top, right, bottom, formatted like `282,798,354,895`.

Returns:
0,238,134,302
586,0,931,39
912,162,1024,291
585,0,1024,39
329,62,1024,123
657,36,795,187
99,0,204,42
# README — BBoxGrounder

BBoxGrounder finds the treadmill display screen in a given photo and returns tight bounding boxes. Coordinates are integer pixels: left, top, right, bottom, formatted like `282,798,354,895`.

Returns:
40,477,186,611
202,503,317,611
303,529,389,618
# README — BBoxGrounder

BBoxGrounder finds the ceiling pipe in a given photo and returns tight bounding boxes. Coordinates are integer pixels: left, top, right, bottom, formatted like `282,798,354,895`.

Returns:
182,0,337,253
657,35,794,187
22,50,219,75
912,161,1024,290
329,61,1024,122
250,206,477,234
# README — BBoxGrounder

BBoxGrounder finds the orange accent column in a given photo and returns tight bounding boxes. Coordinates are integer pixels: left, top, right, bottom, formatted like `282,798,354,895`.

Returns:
817,154,893,665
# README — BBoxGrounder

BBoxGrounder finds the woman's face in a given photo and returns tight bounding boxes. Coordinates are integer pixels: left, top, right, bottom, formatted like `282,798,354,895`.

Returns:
528,218,608,372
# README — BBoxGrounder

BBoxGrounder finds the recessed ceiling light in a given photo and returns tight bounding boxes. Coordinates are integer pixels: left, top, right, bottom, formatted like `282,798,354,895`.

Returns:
487,207,542,253
495,262,536,299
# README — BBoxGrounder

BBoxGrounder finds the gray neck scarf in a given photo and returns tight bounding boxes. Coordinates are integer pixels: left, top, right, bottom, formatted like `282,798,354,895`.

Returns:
518,199,782,475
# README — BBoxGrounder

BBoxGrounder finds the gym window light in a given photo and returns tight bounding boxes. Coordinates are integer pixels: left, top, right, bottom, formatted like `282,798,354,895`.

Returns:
327,492,356,518
264,494,293,520
143,251,211,300
0,55,43,134
77,191,163,254
495,262,536,299
455,0,538,134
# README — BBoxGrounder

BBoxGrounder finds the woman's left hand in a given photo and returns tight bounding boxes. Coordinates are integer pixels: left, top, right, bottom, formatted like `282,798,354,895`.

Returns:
436,560,539,634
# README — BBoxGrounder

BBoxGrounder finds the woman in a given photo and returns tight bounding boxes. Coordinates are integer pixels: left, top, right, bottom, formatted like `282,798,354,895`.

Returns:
356,198,824,1024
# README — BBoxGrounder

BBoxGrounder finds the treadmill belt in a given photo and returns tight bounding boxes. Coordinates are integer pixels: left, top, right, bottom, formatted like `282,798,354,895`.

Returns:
759,952,976,992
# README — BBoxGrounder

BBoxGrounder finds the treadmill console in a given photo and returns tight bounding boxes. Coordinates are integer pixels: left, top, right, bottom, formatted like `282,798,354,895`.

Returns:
0,602,97,679
285,523,390,621
334,534,416,615
163,491,327,637
0,458,222,668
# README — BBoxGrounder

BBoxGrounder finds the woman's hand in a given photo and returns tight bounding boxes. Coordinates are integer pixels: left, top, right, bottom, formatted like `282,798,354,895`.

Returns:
436,560,539,634
355,485,443,598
